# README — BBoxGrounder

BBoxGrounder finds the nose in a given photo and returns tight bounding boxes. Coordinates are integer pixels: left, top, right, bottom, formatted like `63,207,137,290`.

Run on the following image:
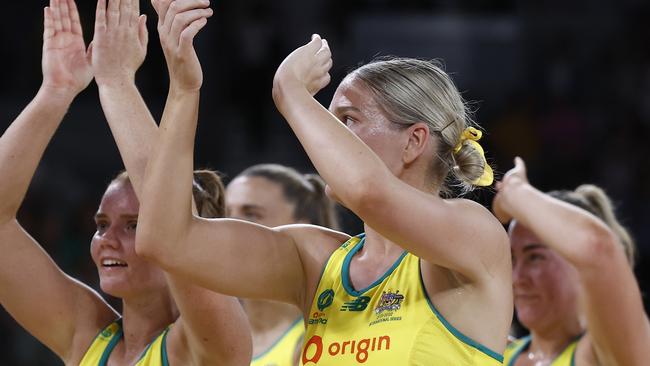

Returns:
95,227,121,249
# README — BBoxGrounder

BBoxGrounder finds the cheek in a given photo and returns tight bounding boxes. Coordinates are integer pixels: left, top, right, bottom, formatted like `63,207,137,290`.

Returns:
89,237,100,263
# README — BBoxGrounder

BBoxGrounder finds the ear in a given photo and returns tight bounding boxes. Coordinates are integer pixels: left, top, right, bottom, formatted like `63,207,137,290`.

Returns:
402,122,430,165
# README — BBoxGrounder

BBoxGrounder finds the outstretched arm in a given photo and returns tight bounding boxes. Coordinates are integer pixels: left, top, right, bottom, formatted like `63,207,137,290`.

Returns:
0,0,116,361
493,157,650,365
271,37,509,283
92,0,154,193
136,0,324,321
123,1,252,364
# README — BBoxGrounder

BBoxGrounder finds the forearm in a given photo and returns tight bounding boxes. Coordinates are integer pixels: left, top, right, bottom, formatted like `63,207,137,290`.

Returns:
0,87,74,221
501,183,618,268
98,81,158,197
275,82,389,208
136,88,199,255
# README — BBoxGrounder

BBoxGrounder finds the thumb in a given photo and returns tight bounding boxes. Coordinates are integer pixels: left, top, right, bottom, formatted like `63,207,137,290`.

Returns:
306,33,323,53
514,156,527,177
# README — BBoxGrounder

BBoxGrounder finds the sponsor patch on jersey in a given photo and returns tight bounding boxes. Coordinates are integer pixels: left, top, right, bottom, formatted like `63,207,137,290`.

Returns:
302,335,391,364
317,289,335,311
374,290,404,314
340,296,371,312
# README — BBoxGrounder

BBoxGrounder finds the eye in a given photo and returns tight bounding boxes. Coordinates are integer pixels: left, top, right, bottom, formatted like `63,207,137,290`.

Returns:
126,220,138,232
95,220,108,233
342,115,356,127
242,209,262,223
527,253,545,262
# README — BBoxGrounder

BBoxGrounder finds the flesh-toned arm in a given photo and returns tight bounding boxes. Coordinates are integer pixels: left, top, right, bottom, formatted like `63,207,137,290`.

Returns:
493,157,650,365
92,0,155,193
271,36,510,283
0,0,116,360
118,1,250,364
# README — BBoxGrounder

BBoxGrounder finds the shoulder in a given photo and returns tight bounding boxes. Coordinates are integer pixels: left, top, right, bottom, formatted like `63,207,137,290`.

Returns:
276,224,350,256
444,197,510,256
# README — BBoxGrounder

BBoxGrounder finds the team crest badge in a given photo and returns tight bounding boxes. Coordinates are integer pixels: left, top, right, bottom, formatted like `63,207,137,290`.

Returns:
374,290,405,314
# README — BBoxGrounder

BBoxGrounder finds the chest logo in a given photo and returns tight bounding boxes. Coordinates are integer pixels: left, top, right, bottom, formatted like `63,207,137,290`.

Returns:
374,290,404,314
340,296,371,312
302,334,391,364
317,289,335,311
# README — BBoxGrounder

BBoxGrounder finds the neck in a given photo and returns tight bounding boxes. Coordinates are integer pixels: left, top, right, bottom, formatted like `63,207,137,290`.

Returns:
118,291,177,360
242,299,302,356
361,226,407,260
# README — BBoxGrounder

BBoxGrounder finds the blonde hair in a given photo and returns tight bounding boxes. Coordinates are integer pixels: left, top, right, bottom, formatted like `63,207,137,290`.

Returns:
549,184,636,266
349,57,490,194
112,169,226,219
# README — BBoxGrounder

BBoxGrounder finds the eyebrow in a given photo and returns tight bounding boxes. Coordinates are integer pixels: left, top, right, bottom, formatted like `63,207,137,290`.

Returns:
332,106,361,115
94,213,139,220
522,244,546,252
240,204,264,212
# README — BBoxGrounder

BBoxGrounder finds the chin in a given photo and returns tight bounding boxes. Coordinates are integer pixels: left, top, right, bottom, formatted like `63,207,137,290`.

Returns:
516,308,548,331
99,279,130,299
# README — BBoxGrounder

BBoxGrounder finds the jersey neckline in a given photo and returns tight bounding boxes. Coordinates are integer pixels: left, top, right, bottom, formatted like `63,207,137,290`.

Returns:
341,233,408,297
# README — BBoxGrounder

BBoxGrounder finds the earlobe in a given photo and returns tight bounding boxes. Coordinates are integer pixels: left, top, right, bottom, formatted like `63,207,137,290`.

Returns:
402,122,430,165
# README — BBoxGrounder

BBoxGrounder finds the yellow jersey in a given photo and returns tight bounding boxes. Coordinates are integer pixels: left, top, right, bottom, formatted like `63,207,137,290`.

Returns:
504,336,578,366
79,319,171,366
251,317,305,366
301,234,503,365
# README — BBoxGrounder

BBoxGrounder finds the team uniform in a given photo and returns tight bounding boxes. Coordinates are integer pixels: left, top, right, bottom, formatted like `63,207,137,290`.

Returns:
79,319,171,366
301,234,503,365
251,317,305,366
504,336,578,366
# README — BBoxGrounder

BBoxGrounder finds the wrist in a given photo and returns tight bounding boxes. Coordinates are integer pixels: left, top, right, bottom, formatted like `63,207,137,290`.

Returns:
168,83,201,98
36,85,77,106
272,74,307,113
96,74,136,89
501,180,534,214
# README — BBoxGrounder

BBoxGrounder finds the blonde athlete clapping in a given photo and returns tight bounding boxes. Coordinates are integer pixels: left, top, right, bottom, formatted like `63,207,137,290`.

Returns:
0,0,250,365
494,158,650,366
135,34,512,365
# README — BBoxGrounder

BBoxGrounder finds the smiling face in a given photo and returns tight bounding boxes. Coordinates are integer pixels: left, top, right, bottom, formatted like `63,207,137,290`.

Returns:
510,221,581,333
90,179,168,298
226,176,299,227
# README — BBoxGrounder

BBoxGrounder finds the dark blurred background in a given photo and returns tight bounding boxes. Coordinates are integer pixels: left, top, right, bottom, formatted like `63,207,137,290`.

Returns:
1,0,649,363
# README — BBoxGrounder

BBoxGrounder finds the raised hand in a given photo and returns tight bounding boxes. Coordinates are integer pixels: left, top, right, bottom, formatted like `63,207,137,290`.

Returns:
273,34,333,98
42,0,93,98
152,0,213,91
92,0,148,87
492,157,529,223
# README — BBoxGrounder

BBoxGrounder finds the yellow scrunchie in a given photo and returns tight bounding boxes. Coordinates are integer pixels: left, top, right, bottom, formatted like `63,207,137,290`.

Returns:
453,127,494,186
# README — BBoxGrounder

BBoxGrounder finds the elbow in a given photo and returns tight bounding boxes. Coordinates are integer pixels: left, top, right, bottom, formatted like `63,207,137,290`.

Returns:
134,224,162,261
134,217,173,266
338,177,387,216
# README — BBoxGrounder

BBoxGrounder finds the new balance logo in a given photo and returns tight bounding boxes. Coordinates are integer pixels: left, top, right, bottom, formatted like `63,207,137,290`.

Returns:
340,296,370,311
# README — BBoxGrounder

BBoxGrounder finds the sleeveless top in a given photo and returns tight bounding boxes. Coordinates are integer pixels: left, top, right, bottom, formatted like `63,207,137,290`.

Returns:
301,234,503,365
251,317,305,366
79,319,171,366
504,335,579,366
